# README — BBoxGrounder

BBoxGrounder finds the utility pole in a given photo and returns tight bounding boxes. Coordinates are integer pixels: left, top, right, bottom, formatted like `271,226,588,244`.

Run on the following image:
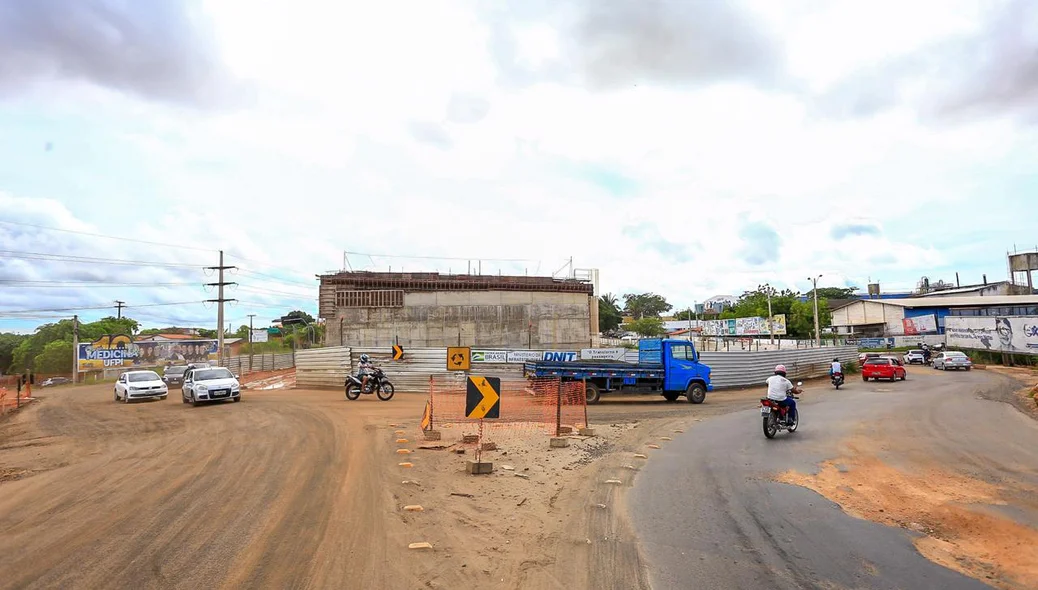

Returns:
766,286,774,346
72,315,79,384
205,250,237,365
114,300,125,319
808,275,822,346
687,307,692,341
247,314,256,374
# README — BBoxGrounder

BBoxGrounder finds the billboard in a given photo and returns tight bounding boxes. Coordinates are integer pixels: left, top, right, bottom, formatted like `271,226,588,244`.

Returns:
471,350,583,363
78,335,219,371
701,315,787,336
250,329,269,343
902,314,938,335
945,316,1038,355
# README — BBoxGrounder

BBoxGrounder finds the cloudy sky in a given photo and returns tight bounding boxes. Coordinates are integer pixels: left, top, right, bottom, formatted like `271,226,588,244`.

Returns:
2,0,1037,333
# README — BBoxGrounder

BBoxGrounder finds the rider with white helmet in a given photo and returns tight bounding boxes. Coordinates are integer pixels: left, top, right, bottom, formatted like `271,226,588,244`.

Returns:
766,364,798,426
358,354,375,390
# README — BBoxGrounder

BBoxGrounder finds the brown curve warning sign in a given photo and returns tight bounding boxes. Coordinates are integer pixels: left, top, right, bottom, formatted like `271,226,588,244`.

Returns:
447,347,470,371
466,376,501,419
392,344,404,361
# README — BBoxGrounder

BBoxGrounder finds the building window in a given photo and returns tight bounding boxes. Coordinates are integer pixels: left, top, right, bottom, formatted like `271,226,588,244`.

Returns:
335,290,404,308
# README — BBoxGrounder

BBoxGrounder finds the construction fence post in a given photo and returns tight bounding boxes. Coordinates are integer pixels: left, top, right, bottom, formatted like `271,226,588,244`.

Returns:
555,378,563,437
582,378,589,428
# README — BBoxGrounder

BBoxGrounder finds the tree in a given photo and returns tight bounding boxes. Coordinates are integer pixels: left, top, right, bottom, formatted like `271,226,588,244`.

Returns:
282,310,316,325
198,328,218,339
232,325,250,339
0,333,27,374
807,287,858,300
622,293,672,320
672,309,699,321
629,317,666,337
598,294,622,334
34,340,73,375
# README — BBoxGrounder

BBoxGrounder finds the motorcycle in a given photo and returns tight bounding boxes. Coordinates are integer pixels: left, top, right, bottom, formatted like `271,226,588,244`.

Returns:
345,367,395,401
831,371,844,389
760,381,802,439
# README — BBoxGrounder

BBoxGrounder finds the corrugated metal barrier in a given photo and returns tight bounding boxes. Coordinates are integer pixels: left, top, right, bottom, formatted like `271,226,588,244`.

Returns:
296,345,858,391
219,353,295,375
699,345,858,389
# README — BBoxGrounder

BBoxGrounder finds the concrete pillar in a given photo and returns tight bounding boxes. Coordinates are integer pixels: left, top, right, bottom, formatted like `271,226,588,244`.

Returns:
589,295,599,344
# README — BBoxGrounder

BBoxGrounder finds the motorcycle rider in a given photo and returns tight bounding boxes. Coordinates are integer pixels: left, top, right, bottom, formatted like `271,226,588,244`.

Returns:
358,354,375,392
830,357,842,378
766,364,798,426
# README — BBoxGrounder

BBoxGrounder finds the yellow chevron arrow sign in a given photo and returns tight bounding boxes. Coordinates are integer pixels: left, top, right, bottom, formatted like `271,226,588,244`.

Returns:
465,376,501,419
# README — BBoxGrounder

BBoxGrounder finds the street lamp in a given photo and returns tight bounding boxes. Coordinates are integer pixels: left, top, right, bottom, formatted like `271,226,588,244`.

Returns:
275,316,315,347
808,275,822,346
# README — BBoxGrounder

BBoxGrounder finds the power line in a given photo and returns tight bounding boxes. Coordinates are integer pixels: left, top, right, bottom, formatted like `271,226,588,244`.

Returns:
234,268,316,288
0,219,217,253
0,280,199,288
0,249,206,269
0,300,208,316
233,284,314,299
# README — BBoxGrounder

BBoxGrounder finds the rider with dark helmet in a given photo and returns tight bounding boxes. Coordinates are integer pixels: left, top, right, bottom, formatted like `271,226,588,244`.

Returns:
358,354,374,391
766,364,798,426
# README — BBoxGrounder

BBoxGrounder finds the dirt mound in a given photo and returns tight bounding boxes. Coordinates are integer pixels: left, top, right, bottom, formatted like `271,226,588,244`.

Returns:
777,453,1038,589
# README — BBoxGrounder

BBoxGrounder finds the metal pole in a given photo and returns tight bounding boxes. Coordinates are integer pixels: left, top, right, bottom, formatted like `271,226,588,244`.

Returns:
556,379,563,437
72,315,79,384
582,378,589,428
217,250,225,365
811,275,822,346
767,288,774,346
247,314,255,374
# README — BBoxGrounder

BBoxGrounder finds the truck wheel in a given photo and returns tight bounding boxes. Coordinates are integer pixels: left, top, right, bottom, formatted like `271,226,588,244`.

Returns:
685,383,706,404
663,392,680,402
584,382,601,405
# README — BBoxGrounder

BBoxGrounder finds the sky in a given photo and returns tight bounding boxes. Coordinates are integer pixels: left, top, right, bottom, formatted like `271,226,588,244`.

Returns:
2,0,1038,333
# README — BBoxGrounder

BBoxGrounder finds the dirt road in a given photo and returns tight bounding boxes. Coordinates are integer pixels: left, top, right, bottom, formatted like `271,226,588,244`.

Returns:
0,378,767,589
630,369,1038,589
0,385,420,589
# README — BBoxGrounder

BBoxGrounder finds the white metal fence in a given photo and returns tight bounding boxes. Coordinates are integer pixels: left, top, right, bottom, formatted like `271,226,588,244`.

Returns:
218,353,295,375
296,344,858,391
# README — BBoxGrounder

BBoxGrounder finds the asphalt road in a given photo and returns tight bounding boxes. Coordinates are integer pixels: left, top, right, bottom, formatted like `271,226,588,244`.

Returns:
629,369,1038,590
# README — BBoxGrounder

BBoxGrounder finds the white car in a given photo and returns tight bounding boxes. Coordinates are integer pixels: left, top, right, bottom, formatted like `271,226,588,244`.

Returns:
114,370,168,403
903,350,926,364
182,366,241,406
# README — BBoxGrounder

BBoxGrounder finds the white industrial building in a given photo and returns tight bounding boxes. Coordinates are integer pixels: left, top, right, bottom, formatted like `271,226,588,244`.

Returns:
831,295,1038,336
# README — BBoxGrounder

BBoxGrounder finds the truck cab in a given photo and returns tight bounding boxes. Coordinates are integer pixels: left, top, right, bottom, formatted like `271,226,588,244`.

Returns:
523,338,711,404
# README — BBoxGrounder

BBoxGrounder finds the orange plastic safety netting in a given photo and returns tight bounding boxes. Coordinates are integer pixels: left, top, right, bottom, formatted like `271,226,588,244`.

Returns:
420,374,587,442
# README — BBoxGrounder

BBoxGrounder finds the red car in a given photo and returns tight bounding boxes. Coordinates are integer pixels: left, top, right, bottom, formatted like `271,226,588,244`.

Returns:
862,357,907,381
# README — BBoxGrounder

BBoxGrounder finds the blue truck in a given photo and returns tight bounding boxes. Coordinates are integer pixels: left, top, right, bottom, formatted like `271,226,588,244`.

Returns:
523,338,712,404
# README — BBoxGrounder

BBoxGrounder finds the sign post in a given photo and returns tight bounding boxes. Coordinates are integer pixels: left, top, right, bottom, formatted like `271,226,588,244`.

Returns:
465,375,500,474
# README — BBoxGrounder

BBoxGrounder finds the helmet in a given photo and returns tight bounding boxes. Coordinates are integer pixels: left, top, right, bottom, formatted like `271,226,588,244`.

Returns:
833,358,839,362
360,354,370,363
774,364,787,375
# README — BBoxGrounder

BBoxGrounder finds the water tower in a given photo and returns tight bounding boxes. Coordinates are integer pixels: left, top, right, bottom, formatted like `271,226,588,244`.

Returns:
1008,249,1038,293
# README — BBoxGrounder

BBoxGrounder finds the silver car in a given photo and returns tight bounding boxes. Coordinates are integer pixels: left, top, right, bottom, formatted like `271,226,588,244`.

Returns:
932,351,972,371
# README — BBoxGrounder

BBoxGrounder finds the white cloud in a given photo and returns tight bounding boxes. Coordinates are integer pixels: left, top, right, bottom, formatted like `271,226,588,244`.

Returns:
1,0,1037,332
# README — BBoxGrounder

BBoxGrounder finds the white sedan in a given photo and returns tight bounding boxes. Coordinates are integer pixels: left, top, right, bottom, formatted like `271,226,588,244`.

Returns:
114,370,169,403
182,366,242,406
